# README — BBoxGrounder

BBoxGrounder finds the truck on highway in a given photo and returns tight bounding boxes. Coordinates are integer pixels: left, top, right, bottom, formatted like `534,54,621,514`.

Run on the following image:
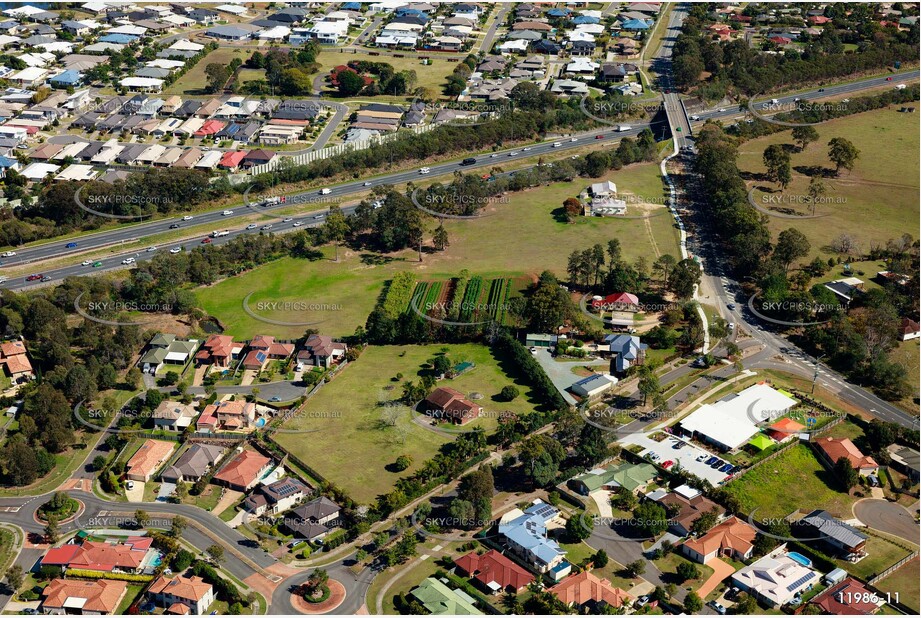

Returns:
261,196,281,206
895,83,907,90
616,125,631,132
211,230,229,238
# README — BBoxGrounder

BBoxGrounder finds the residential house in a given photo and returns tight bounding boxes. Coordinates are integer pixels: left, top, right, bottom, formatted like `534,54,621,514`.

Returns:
605,334,647,373
160,443,225,484
823,277,864,303
421,387,483,425
886,443,920,482
809,577,882,615
41,579,128,615
243,476,310,516
591,291,639,312
41,537,153,574
454,549,535,594
241,149,276,169
242,335,294,370
731,548,819,608
795,510,868,557
125,439,174,482
814,437,879,475
138,333,199,374
0,340,34,385
899,317,920,341
498,501,568,576
212,450,272,491
410,578,482,615
550,79,589,96
152,400,197,432
570,374,618,400
297,334,347,368
571,461,657,496
682,516,758,563
148,575,215,615
201,399,257,431
284,496,341,542
195,334,243,368
653,484,724,537
550,571,631,612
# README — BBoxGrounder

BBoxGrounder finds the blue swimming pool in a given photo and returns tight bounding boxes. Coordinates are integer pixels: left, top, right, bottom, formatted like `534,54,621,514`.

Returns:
255,417,266,428
787,552,813,567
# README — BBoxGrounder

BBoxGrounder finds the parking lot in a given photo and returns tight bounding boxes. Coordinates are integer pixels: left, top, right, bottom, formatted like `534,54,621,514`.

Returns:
621,432,732,486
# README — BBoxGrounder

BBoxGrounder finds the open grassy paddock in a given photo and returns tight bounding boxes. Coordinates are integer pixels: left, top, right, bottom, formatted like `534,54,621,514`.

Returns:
275,343,540,503
166,48,252,95
314,50,458,97
723,443,858,520
737,106,920,265
196,162,678,339
875,558,920,613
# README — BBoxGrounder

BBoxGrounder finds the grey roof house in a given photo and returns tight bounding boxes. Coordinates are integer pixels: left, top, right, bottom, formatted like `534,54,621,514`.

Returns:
160,443,225,483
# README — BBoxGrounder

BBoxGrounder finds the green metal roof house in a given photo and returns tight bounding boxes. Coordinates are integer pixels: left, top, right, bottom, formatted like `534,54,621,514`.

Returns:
570,462,657,495
410,578,482,615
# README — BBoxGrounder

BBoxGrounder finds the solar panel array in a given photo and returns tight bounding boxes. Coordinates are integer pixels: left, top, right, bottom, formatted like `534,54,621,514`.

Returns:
786,571,816,592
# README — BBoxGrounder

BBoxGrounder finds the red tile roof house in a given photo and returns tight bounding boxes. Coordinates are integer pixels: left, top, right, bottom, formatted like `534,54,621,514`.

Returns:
0,339,35,385
454,549,535,594
420,387,483,425
809,577,881,615
41,536,154,574
202,399,257,431
590,292,640,312
680,516,758,564
242,335,295,370
549,571,631,612
195,334,244,368
125,439,175,482
212,449,273,491
297,334,347,368
218,150,247,170
41,579,128,615
193,118,225,137
148,574,215,615
814,437,880,476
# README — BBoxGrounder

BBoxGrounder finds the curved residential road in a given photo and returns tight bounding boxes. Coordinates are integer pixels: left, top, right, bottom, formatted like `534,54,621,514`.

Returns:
271,553,376,615
854,499,920,545
1,69,915,287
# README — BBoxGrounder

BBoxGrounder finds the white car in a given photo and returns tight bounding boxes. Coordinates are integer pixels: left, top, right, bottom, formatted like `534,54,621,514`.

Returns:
570,137,578,142
314,214,325,220
319,188,332,195
419,167,430,174
0,276,7,283
126,481,134,491
0,251,15,257
292,221,303,227
121,257,135,265
490,153,498,157
146,247,157,252
690,115,701,121
718,107,726,112
728,322,735,331
182,215,193,221
169,247,181,254
649,453,661,462
552,142,562,147
509,151,520,156
222,210,233,216
363,181,372,186
246,223,258,230
522,147,532,151
282,218,293,223
261,224,273,230
696,453,709,462
81,260,92,266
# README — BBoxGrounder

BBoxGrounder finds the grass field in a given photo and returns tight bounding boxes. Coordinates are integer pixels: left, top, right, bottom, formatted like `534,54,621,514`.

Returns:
737,106,920,266
875,558,920,612
724,443,857,519
831,534,913,580
196,162,677,339
166,48,252,95
315,50,456,97
275,343,538,503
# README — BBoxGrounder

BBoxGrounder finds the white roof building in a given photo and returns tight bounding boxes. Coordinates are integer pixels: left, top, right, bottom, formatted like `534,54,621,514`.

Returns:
168,40,205,52
4,5,45,17
9,67,48,86
147,59,185,70
194,150,223,169
17,53,55,67
21,162,60,180
679,383,798,451
216,4,248,15
108,24,147,36
55,164,98,181
258,25,291,40
135,144,166,164
52,142,90,161
120,77,164,92
731,550,819,608
92,140,125,164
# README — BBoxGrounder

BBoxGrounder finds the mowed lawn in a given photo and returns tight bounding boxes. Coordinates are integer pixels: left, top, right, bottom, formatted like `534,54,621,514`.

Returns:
196,162,677,339
165,48,252,95
875,558,920,613
275,343,540,504
314,50,456,95
724,444,857,519
738,106,920,264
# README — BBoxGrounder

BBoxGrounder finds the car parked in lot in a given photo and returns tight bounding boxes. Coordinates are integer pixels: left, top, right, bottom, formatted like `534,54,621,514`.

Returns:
711,459,725,469
662,460,674,469
696,453,709,462
720,463,734,473
706,456,718,466
708,601,727,615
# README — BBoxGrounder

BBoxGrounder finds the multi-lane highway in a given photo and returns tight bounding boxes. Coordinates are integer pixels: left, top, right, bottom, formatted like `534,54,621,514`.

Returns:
2,68,916,291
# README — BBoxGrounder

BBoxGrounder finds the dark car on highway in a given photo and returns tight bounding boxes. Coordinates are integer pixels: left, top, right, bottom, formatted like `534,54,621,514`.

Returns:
65,242,78,248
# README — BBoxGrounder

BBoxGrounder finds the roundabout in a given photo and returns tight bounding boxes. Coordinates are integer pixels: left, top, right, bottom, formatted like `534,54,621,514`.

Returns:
290,579,346,614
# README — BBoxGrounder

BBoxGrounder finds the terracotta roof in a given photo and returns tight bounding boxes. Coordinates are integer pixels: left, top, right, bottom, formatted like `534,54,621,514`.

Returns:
1,353,32,375
454,550,534,592
658,492,722,532
196,334,240,362
42,579,128,614
301,334,345,358
43,539,149,572
126,439,174,479
682,516,757,557
810,578,878,614
550,571,630,608
167,602,191,614
815,437,879,470
213,450,271,488
769,418,806,434
149,574,213,603
0,340,27,356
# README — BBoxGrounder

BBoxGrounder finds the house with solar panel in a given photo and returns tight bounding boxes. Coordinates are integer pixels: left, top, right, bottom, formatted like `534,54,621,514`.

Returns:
793,510,868,559
241,335,295,371
243,476,310,516
498,501,570,579
730,546,819,608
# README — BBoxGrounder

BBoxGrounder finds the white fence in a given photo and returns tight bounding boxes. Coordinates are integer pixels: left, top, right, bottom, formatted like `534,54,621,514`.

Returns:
249,123,437,175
